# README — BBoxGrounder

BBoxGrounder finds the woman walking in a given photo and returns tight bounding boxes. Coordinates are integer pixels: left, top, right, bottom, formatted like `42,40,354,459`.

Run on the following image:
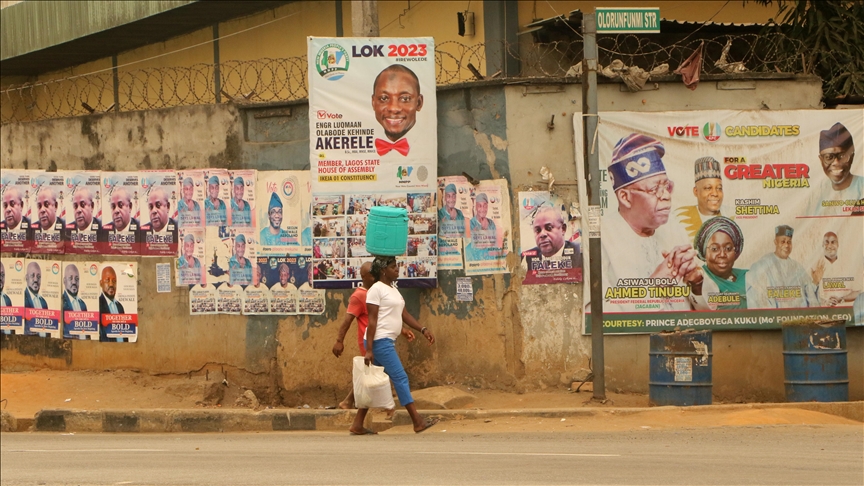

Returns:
349,255,438,435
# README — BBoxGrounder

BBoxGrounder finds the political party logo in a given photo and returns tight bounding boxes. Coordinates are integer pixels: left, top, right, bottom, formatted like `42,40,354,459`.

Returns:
51,263,60,274
15,260,23,271
490,196,500,204
315,44,350,81
522,196,538,211
89,264,98,276
298,257,307,267
397,166,414,179
702,122,722,142
282,177,297,200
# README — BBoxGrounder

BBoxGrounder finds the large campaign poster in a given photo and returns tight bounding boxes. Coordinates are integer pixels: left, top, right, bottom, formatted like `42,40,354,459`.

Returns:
64,171,104,255
102,173,142,255
575,109,864,333
98,262,138,342
176,228,206,286
308,37,437,289
140,171,179,257
189,283,217,315
464,179,512,276
436,176,473,270
258,255,302,315
177,169,205,229
519,191,583,285
62,261,100,340
0,257,26,334
228,170,256,228
23,259,62,338
257,171,310,255
1,170,36,253
30,173,66,254
203,169,230,227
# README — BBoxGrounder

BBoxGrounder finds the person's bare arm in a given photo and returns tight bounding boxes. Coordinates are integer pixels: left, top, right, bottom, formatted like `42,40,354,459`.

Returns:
332,312,356,358
401,308,434,345
364,304,379,365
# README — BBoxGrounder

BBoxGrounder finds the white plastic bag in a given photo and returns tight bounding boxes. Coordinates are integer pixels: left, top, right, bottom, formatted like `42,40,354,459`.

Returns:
352,356,396,409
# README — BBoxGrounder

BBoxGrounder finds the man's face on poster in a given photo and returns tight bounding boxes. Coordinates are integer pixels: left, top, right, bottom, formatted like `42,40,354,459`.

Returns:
279,265,290,285
774,235,793,259
183,238,195,259
208,182,219,201
3,188,23,230
475,198,488,220
269,207,283,230
372,68,423,142
36,188,58,230
252,265,261,286
532,208,566,258
823,233,838,260
622,174,674,230
64,265,80,296
693,177,723,215
233,183,244,202
819,146,855,185
111,189,132,231
148,189,169,232
26,262,41,294
1,262,5,292
235,239,245,259
72,188,94,230
444,191,457,210
183,182,194,201
100,267,117,299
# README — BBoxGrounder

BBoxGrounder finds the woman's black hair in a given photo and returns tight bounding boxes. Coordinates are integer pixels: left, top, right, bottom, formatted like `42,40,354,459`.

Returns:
370,255,396,281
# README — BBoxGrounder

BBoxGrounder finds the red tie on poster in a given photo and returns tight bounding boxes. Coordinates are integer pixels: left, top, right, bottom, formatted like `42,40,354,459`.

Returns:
375,138,410,156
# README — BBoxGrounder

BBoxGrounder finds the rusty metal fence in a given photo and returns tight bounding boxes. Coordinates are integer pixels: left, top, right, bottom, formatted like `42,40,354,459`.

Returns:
0,34,822,124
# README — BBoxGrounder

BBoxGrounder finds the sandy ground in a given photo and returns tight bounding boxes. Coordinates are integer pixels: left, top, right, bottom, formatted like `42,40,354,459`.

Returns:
2,370,859,433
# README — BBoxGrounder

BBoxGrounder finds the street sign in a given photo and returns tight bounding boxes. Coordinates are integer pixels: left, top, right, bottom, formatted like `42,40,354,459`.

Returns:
595,7,660,33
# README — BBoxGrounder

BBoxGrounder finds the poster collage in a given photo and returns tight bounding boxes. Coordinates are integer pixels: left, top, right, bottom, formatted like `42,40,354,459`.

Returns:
576,109,864,333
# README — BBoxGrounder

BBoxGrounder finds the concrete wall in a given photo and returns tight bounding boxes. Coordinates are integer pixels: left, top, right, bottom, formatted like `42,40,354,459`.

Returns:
3,74,861,403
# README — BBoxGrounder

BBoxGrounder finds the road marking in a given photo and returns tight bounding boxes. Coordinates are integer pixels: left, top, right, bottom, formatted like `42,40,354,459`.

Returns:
418,452,620,457
9,449,169,453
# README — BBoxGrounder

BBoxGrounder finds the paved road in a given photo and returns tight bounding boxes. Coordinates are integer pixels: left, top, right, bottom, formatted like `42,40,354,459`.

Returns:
2,425,862,485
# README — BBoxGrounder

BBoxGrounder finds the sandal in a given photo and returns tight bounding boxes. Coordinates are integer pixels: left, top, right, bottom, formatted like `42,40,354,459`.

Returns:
415,417,439,434
349,428,378,435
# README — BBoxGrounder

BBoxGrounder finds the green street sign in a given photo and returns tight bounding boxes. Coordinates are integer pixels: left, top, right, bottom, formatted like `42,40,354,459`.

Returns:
595,7,661,33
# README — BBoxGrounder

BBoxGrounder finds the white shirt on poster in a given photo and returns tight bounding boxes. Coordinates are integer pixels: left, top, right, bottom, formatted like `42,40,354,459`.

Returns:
365,281,404,342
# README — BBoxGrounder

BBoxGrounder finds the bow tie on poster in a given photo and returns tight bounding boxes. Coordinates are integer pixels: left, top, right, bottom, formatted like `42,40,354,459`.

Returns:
375,138,410,156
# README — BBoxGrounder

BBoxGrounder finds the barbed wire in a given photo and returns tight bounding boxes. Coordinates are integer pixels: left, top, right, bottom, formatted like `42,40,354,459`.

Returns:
0,33,840,124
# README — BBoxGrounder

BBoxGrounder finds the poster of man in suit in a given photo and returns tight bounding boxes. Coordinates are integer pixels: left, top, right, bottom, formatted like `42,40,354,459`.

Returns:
62,261,100,340
23,259,62,339
98,262,138,342
0,257,26,334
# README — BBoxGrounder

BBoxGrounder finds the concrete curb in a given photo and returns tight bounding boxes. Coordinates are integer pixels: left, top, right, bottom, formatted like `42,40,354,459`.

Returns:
12,401,860,433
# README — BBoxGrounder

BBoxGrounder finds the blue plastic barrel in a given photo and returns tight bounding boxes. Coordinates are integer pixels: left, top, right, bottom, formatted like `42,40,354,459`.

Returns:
782,320,848,402
366,206,409,256
649,330,713,406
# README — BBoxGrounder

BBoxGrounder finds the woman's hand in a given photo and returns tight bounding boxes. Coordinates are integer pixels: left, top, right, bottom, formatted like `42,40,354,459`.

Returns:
421,328,435,345
401,328,416,342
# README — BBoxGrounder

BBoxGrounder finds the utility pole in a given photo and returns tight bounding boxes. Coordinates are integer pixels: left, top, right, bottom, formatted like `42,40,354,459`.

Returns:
351,0,379,37
581,12,606,401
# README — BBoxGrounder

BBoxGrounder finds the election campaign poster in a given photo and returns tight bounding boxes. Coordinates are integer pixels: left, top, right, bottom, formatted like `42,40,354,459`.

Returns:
308,37,437,289
189,283,217,315
227,228,256,287
98,262,138,342
464,179,512,276
519,191,583,285
23,259,62,338
63,171,104,255
62,261,100,340
176,227,206,286
177,169,205,229
1,170,36,253
102,172,142,255
436,176,474,270
203,226,232,287
140,171,179,257
30,172,66,254
258,255,304,315
574,109,864,334
243,259,272,315
0,257,26,334
203,169,230,227
216,282,243,315
228,170,256,228
257,171,310,255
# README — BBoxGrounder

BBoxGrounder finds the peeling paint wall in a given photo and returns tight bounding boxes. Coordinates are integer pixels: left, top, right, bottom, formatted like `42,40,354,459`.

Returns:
2,75,860,403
